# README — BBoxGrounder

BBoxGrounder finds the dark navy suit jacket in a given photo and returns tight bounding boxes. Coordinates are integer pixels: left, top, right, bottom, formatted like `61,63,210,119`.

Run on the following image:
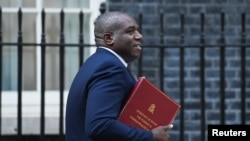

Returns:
65,48,152,141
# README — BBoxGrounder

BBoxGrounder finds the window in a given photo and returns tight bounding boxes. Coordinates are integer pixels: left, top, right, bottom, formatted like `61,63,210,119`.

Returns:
1,0,106,134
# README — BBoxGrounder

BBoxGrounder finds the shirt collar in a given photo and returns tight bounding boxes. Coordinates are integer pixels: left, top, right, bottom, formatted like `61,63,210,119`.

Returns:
98,46,128,68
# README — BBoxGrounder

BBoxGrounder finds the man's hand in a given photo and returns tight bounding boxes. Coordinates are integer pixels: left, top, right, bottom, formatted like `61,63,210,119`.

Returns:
151,124,173,141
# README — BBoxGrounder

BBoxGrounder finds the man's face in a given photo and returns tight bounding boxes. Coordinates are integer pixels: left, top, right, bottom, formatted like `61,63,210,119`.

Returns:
112,14,143,63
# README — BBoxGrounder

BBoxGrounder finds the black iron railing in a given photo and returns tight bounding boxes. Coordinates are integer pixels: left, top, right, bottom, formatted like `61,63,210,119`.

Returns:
0,7,249,141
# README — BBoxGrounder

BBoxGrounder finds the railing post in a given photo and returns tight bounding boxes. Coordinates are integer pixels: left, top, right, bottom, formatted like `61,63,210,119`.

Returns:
240,13,246,125
40,8,46,141
99,2,106,14
79,10,84,67
219,12,225,125
59,9,65,141
17,7,23,141
179,13,185,141
159,8,164,90
200,12,206,141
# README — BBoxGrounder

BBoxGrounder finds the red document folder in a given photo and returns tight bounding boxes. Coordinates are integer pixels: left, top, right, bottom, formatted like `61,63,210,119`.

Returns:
118,77,181,131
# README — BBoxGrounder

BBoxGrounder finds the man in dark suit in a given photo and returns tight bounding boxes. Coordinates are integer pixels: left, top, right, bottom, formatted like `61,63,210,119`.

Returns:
65,11,173,141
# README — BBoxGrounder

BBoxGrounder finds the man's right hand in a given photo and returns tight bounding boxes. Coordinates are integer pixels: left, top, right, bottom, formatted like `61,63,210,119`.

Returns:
151,124,173,141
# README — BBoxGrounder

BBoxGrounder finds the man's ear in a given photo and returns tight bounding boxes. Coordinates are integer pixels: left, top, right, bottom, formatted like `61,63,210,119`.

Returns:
103,33,114,45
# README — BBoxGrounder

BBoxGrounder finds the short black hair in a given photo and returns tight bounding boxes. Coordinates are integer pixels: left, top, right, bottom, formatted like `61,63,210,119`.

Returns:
94,11,131,39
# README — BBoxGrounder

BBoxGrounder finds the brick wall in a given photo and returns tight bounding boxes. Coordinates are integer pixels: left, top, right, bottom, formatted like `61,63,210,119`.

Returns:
107,0,250,141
